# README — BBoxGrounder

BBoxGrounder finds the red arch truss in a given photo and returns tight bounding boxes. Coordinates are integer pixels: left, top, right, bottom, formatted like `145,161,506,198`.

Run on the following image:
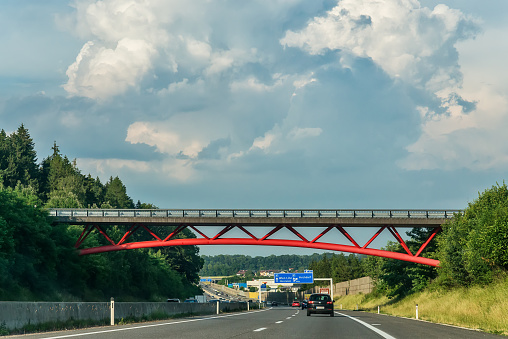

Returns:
75,223,441,267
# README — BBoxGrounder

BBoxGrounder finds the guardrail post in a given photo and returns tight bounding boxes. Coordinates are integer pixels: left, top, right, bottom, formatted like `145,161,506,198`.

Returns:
110,297,115,325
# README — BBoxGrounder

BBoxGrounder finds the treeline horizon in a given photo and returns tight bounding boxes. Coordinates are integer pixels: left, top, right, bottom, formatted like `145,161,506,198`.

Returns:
0,125,203,301
200,253,332,276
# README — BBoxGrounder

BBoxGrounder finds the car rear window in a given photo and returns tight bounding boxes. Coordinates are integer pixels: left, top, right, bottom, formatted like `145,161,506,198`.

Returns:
309,294,331,301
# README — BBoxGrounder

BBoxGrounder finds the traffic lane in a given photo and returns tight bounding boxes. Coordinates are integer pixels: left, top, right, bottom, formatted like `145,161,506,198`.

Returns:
15,307,297,339
247,309,383,339
11,307,503,339
337,310,503,339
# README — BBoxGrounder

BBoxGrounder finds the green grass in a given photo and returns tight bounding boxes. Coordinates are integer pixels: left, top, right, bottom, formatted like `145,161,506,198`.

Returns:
334,276,508,336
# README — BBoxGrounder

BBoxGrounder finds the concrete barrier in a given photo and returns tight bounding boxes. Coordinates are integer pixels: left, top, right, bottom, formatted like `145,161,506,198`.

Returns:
309,276,374,296
0,301,247,330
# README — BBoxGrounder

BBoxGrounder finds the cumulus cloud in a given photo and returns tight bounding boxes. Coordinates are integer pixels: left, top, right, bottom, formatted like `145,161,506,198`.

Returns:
125,108,237,160
279,0,508,173
57,0,508,181
63,0,267,100
281,0,479,92
64,39,156,100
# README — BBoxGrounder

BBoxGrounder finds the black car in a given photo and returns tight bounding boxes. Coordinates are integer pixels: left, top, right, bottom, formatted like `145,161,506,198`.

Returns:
307,293,334,317
301,300,308,309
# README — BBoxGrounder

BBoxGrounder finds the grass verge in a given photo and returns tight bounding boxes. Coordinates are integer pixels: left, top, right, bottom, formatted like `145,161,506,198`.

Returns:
334,277,508,336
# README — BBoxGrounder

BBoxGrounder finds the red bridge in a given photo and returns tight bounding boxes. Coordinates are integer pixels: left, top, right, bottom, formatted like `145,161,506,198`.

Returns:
49,209,459,267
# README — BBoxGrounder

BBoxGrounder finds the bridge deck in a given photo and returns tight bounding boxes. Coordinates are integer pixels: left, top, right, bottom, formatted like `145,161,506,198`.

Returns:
49,208,459,227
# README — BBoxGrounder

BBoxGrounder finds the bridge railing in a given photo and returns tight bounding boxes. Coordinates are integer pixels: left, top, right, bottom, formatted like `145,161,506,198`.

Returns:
48,209,461,219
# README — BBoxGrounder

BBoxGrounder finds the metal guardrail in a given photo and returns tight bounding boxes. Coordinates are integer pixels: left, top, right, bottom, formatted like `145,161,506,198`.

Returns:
48,208,461,219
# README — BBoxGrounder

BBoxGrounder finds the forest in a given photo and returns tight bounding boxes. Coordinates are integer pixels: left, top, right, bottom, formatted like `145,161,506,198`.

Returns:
0,125,203,301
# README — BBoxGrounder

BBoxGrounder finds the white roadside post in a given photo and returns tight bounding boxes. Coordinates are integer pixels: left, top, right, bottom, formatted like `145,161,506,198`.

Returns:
258,281,262,308
110,297,114,326
216,300,220,315
416,304,419,320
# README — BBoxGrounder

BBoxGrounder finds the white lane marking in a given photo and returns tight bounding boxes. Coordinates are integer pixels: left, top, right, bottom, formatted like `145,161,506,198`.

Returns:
275,321,283,324
286,317,292,319
38,308,270,339
254,327,267,332
372,324,382,326
337,313,396,339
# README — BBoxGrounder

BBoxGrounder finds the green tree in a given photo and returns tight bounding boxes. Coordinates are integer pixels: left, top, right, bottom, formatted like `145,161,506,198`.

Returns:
437,183,508,287
104,176,134,208
0,125,39,190
40,142,86,206
84,175,105,208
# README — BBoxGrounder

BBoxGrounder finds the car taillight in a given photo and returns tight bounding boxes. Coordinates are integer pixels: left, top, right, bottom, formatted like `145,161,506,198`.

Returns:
327,301,333,304
308,301,314,304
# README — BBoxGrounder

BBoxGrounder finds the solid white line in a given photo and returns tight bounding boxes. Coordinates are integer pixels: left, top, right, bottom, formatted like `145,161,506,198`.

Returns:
253,327,267,332
337,313,397,339
39,309,270,339
275,321,283,324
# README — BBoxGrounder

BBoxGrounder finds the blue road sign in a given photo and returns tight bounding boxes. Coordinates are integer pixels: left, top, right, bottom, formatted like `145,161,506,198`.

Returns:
274,272,314,284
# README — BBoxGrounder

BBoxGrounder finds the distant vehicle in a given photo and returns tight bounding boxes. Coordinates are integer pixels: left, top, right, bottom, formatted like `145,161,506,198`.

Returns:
292,301,301,307
307,293,334,317
166,298,180,303
301,300,308,309
209,299,220,303
270,301,278,306
184,298,198,303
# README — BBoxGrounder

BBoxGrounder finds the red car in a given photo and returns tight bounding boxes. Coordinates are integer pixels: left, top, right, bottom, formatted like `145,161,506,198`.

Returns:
292,301,301,307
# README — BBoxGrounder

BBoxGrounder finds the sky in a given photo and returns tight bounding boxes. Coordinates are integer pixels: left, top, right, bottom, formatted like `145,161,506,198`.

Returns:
1,0,508,256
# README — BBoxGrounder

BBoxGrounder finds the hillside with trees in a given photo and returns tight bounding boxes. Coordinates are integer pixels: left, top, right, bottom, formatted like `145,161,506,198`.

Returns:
290,183,507,301
0,125,203,301
200,253,328,276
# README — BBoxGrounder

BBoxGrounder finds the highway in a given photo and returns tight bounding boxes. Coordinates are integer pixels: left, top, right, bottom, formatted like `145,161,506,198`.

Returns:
14,307,502,339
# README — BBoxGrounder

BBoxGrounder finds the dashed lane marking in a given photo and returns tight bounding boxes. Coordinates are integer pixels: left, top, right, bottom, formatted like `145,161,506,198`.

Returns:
37,309,270,339
275,321,283,324
254,328,267,332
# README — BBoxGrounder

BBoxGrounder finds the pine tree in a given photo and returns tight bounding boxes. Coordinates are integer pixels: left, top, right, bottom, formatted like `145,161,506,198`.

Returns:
0,125,39,189
104,176,134,208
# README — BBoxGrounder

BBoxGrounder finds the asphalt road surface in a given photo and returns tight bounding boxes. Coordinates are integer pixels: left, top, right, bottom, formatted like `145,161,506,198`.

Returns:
13,307,503,339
